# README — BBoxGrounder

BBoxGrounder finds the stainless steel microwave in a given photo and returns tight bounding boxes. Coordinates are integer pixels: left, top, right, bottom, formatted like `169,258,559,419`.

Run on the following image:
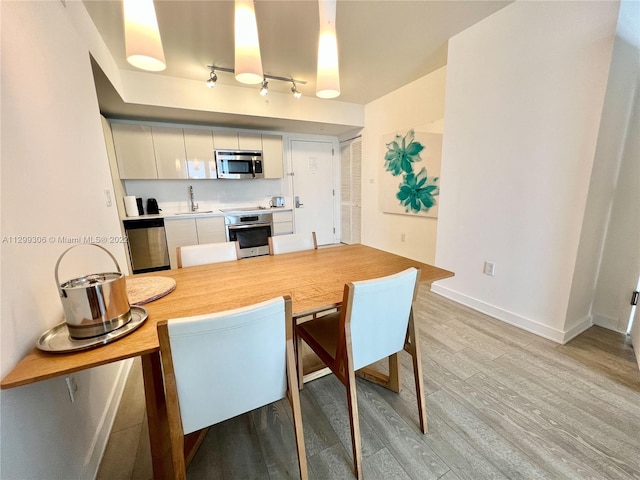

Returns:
215,150,264,179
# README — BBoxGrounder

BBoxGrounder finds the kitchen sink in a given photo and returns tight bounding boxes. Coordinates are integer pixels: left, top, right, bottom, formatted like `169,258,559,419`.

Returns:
173,211,214,215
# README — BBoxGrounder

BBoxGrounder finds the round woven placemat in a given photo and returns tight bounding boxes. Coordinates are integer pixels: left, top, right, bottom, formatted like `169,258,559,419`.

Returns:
126,276,176,306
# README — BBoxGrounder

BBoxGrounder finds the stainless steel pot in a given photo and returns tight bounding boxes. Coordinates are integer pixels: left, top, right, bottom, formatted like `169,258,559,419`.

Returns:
55,244,131,339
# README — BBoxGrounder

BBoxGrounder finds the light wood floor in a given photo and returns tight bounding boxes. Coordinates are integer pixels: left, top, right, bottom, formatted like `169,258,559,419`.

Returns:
97,287,640,480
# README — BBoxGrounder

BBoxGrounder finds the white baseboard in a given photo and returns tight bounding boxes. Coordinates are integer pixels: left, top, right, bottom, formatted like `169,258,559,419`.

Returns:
561,315,593,344
431,284,592,345
593,314,626,333
82,358,134,480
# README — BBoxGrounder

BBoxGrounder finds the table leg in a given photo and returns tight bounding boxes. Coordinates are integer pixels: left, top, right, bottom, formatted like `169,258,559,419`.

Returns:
141,352,174,480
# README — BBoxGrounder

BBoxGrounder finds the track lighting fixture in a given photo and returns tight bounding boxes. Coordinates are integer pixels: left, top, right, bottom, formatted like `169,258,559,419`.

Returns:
206,65,305,97
206,70,218,88
291,82,302,99
260,79,269,96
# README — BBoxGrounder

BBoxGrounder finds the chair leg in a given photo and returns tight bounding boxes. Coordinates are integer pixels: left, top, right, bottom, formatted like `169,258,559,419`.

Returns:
286,340,309,479
296,334,305,390
407,310,428,433
388,352,401,393
344,362,363,479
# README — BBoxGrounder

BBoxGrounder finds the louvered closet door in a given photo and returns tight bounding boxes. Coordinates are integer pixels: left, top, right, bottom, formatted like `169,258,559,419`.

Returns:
340,137,362,244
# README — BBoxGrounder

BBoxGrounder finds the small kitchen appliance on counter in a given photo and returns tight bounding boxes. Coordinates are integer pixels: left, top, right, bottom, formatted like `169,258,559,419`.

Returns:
270,196,285,208
146,198,160,214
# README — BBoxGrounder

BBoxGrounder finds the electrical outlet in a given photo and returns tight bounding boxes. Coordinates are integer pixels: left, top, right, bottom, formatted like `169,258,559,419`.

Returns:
483,261,495,276
400,233,406,242
65,375,78,403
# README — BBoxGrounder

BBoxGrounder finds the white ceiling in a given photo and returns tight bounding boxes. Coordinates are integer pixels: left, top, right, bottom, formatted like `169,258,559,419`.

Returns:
85,0,512,130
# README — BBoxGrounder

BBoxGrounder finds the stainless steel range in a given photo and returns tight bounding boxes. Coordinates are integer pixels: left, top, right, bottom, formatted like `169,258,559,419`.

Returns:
224,211,273,258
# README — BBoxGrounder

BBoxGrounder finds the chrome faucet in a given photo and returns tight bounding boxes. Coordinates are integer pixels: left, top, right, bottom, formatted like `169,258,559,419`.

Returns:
189,185,199,212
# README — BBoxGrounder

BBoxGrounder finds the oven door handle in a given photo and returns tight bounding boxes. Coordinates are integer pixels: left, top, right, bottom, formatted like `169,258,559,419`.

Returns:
227,223,271,230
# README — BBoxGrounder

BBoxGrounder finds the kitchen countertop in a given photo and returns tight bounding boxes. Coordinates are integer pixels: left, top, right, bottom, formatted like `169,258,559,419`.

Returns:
122,207,292,221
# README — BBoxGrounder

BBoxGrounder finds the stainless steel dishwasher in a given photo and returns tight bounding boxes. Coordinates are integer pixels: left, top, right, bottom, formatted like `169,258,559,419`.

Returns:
123,218,170,273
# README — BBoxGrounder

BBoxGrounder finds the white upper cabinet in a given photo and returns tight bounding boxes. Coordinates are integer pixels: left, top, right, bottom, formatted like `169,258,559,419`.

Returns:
213,131,262,151
111,123,157,179
152,126,187,179
262,134,284,179
184,129,216,179
212,131,239,150
238,133,262,150
112,121,285,180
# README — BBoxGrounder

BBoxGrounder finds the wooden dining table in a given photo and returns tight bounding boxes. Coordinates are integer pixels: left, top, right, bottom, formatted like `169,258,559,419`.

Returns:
1,243,453,479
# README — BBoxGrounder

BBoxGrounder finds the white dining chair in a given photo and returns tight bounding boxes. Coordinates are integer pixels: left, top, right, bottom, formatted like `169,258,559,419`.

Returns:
157,296,308,480
177,241,240,268
295,268,424,480
268,232,317,255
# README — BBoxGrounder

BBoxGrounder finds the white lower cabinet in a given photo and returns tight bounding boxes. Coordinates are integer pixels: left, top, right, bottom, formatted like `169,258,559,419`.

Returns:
272,211,294,236
195,216,227,244
165,216,226,268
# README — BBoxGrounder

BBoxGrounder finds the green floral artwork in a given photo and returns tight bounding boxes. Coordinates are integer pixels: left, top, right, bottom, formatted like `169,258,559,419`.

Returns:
384,129,424,175
397,167,439,213
384,129,439,214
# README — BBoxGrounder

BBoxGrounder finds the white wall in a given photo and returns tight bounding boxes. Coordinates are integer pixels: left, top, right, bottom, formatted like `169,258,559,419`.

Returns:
591,21,640,333
434,1,618,343
118,69,365,131
1,2,131,478
361,67,447,264
125,177,289,211
564,24,639,334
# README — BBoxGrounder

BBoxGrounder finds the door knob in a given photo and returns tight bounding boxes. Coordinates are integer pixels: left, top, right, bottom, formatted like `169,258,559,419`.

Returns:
295,196,304,208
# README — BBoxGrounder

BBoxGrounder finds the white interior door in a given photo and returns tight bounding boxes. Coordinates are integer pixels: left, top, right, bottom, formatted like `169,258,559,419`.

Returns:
290,140,337,245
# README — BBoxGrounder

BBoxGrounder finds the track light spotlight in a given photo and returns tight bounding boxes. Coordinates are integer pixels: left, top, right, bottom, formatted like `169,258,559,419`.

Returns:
206,70,218,88
260,79,269,96
207,65,306,98
291,82,302,99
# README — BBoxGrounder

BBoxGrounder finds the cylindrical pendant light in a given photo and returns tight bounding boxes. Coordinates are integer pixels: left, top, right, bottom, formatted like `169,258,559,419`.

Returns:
123,0,166,72
234,0,263,84
316,0,340,99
